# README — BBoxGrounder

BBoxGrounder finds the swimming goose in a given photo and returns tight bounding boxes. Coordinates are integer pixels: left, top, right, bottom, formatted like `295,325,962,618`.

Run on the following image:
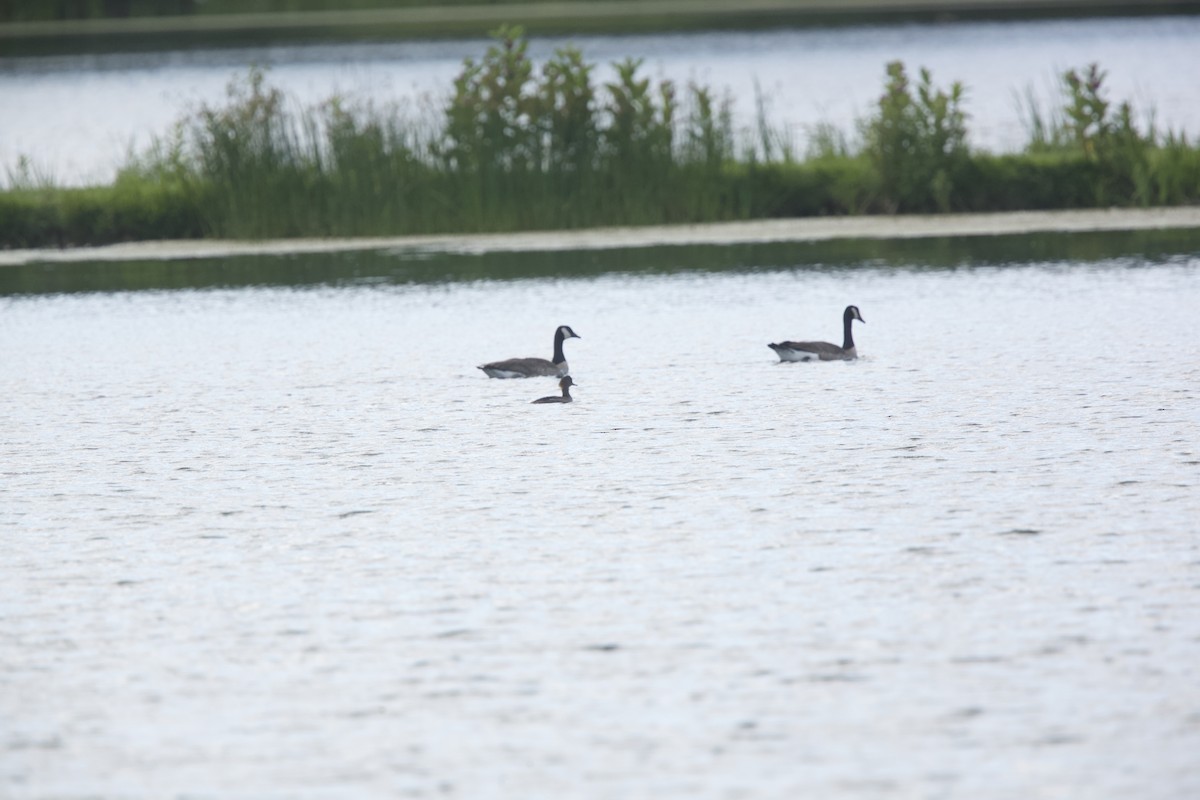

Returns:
769,305,865,362
532,376,576,404
478,325,581,378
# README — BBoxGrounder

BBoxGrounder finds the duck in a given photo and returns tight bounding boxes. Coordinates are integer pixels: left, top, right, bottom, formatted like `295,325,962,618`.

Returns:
532,376,576,404
478,325,581,378
769,305,865,362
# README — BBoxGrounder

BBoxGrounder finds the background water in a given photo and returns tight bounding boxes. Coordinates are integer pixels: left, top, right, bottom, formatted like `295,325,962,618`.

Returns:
2,15,1199,186
2,239,1199,798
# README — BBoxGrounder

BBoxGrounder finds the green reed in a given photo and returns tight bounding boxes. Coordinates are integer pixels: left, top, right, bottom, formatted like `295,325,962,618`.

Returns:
115,27,765,239
2,32,1198,247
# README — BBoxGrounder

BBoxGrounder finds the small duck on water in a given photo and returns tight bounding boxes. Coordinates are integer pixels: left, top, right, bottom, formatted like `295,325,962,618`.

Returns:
769,305,865,362
478,325,581,378
532,376,576,404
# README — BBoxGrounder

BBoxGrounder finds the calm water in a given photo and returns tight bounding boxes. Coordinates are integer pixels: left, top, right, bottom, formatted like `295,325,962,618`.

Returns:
2,15,1200,185
2,238,1199,798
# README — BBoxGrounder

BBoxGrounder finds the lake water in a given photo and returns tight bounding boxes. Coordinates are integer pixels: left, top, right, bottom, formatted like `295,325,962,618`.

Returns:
2,15,1199,186
3,235,1199,798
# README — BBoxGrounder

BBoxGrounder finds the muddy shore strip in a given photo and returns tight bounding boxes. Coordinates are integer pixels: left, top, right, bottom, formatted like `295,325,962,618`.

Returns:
2,208,1198,268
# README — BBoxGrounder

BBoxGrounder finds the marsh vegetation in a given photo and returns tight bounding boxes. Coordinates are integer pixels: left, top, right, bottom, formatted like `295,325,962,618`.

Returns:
2,27,1198,247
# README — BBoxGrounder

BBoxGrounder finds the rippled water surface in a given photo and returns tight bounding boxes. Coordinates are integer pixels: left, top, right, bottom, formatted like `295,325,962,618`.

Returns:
3,244,1200,799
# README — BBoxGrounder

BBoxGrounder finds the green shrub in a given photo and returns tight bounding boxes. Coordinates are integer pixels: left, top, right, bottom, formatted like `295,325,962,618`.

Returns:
2,37,1198,250
861,61,969,212
0,181,204,248
1148,132,1200,205
1020,63,1169,206
962,152,1099,210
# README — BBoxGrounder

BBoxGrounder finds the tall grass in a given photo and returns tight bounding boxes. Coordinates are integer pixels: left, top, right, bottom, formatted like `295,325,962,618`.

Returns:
861,61,969,212
2,32,1199,248
130,27,763,239
1012,63,1198,206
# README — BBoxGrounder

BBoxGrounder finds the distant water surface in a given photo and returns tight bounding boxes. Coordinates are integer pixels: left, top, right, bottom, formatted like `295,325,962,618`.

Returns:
1,15,1199,185
2,242,1199,798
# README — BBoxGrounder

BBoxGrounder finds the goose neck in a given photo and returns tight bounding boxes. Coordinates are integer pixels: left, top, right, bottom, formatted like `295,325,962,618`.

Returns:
552,329,566,363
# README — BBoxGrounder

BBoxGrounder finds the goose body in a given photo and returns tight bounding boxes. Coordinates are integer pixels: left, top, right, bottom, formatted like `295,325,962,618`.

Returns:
479,325,580,378
532,376,576,404
769,305,864,362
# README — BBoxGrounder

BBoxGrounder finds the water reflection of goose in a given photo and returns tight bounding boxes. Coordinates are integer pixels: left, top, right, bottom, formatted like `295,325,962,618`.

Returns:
769,305,865,362
531,376,576,404
478,325,581,378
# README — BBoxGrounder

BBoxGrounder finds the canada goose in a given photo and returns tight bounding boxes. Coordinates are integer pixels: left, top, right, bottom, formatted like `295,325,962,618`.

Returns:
532,376,576,404
769,305,865,362
478,325,581,378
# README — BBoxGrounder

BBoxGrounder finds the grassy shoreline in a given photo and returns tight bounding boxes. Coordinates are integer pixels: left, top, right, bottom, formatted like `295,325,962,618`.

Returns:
2,31,1199,250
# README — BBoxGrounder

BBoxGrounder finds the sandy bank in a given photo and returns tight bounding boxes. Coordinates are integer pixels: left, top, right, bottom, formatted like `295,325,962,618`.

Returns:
2,208,1199,268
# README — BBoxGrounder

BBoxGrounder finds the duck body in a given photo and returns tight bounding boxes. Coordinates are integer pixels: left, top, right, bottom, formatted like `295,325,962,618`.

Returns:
479,325,580,378
532,376,576,404
769,305,864,362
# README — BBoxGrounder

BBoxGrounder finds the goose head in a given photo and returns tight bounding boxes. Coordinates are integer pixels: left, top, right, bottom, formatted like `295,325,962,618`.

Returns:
844,305,864,324
557,325,581,341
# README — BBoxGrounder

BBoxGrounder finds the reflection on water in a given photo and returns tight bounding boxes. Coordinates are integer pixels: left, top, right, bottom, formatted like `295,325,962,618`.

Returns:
4,227,1200,295
2,243,1199,798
